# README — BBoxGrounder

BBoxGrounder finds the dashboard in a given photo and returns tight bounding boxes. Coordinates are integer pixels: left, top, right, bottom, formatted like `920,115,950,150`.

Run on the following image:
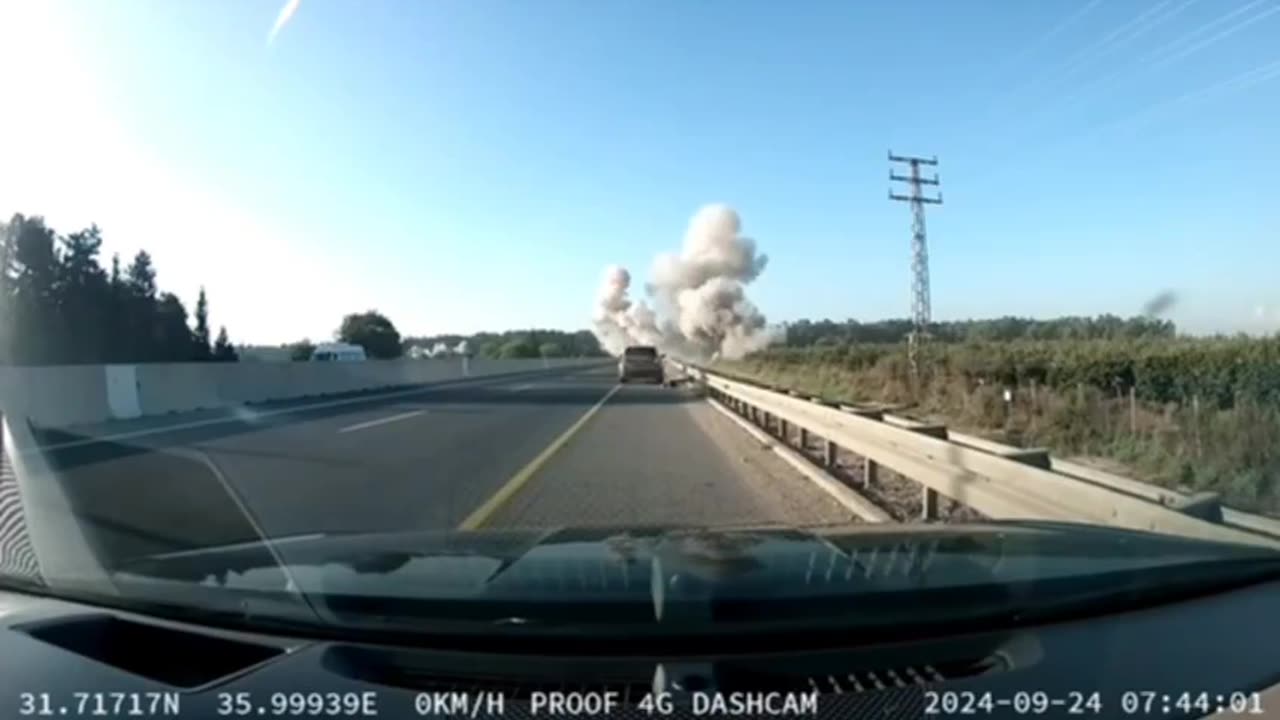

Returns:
1,578,1278,720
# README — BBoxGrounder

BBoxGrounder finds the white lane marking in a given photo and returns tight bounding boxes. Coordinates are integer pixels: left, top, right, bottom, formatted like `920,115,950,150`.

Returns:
337,410,425,434
20,367,607,454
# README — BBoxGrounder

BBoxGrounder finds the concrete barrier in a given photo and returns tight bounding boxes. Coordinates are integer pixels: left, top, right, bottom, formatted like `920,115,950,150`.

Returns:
0,365,111,427
0,357,605,428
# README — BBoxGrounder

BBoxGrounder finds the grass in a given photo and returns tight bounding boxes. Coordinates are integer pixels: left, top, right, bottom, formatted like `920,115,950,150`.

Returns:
717,350,1280,517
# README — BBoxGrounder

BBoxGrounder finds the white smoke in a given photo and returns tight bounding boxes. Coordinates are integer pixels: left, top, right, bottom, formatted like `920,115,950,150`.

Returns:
421,340,470,357
268,0,301,45
592,204,778,361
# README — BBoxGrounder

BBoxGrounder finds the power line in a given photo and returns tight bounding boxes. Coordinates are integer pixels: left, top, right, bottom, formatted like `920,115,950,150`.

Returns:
1038,0,1249,116
888,152,942,385
1102,56,1280,134
992,0,1184,119
1147,2,1280,70
1138,0,1269,65
1026,0,1178,91
993,0,1106,78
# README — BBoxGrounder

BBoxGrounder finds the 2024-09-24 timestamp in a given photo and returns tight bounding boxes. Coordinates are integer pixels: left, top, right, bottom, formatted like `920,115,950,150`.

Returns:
924,690,1266,715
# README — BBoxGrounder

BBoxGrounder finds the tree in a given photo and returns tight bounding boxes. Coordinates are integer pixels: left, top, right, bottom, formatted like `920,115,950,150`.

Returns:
123,250,159,360
0,216,18,362
288,338,316,361
212,326,238,362
338,310,402,359
498,336,539,358
402,329,606,359
192,286,212,360
154,292,195,361
0,213,239,365
125,250,157,299
9,216,60,363
56,226,110,362
105,253,126,362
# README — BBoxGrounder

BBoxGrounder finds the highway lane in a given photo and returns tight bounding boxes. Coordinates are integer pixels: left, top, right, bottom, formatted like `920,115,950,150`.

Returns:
482,379,852,529
203,371,618,537
28,367,611,566
24,364,853,571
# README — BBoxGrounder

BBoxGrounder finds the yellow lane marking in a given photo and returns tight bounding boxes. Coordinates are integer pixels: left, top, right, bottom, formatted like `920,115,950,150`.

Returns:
457,383,622,530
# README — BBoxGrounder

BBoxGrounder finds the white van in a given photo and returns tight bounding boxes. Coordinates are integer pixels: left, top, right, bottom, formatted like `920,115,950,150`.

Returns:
310,342,367,362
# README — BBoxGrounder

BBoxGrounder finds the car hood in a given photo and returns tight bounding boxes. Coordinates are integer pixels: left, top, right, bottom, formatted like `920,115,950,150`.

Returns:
104,521,1277,634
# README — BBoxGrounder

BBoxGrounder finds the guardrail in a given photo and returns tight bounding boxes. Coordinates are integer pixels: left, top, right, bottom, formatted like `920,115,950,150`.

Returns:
675,362,1280,549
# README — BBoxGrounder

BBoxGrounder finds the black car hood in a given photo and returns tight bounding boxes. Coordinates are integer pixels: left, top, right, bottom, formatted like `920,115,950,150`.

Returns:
107,521,1275,634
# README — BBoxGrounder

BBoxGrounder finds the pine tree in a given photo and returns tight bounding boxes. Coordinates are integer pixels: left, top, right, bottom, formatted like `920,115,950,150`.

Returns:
212,326,238,362
125,250,157,299
192,286,212,360
10,216,60,363
104,253,126,362
57,226,109,362
124,251,159,360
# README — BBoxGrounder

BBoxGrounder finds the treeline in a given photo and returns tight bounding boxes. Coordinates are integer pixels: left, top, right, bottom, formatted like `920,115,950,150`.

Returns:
751,335,1280,409
0,214,237,365
404,330,605,359
784,315,1177,346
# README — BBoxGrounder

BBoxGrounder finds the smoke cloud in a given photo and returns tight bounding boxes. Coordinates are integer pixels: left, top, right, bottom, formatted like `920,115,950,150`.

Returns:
1142,289,1178,317
593,204,778,361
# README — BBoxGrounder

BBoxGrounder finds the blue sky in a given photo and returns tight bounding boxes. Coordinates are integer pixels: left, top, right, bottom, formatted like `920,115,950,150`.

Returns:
2,0,1277,343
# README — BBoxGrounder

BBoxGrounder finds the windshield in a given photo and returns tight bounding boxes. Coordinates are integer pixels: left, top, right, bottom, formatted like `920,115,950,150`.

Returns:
1,0,1278,637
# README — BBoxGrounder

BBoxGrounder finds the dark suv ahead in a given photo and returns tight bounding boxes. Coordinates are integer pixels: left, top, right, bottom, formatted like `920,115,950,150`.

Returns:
618,345,664,383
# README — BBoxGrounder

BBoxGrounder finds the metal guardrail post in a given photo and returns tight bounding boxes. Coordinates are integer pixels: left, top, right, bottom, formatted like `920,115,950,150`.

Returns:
798,427,808,448
863,457,879,487
910,424,944,515
823,440,838,468
922,487,939,520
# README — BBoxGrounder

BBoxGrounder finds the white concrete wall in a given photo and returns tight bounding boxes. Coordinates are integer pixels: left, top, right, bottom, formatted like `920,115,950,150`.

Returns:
0,365,111,427
0,357,604,428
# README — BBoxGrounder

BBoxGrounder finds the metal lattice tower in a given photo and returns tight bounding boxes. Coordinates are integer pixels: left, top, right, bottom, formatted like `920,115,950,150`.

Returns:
889,152,942,382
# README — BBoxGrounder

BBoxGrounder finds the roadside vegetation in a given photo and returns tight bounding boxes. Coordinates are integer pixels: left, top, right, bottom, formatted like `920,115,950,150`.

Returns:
1,213,237,365
718,320,1280,516
403,330,606,360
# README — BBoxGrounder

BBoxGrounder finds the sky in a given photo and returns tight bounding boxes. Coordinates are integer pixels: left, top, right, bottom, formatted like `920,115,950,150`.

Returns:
1,0,1277,344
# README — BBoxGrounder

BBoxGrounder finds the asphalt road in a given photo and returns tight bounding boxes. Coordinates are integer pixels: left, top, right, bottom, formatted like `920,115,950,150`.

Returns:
28,365,852,570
